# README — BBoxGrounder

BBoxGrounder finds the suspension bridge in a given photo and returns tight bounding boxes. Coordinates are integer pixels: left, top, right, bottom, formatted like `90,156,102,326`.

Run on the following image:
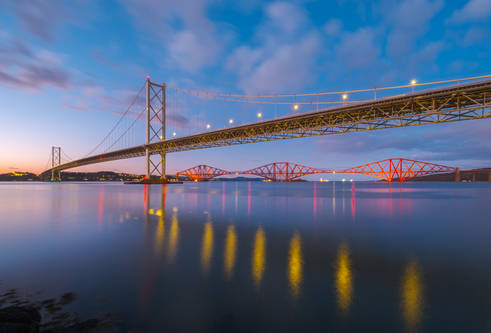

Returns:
40,75,491,182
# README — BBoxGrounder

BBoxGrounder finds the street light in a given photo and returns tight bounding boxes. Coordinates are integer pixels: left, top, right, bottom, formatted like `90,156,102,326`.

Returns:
411,80,416,94
342,94,347,106
229,119,233,126
173,132,176,137
207,124,210,130
257,113,262,121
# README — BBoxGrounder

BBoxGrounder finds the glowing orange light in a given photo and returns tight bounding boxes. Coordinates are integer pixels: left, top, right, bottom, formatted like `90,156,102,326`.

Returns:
294,105,298,110
99,157,103,161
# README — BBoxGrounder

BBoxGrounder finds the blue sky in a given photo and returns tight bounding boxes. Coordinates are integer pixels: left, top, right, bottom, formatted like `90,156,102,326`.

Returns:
1,0,490,180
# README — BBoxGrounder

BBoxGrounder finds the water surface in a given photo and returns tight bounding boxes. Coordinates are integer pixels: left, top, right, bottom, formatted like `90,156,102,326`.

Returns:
1,181,491,332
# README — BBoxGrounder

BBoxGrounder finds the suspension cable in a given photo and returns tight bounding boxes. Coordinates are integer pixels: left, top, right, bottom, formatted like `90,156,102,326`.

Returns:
84,83,146,157
162,73,491,98
43,151,52,172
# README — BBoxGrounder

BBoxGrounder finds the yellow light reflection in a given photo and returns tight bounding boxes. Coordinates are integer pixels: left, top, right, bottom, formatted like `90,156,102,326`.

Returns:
288,231,303,302
167,207,179,263
252,226,266,290
200,221,214,274
223,225,238,281
334,242,353,316
401,259,424,331
154,213,165,257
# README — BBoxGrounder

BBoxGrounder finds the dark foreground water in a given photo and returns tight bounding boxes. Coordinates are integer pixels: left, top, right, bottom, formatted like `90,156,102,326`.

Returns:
1,181,491,332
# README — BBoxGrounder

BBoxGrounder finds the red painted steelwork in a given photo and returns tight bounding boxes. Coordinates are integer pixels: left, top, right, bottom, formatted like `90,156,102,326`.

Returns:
343,158,456,182
178,159,456,182
243,162,324,181
179,165,230,181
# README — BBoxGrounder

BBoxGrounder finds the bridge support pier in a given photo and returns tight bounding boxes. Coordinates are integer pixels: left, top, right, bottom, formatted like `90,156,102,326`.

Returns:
489,172,491,183
140,77,180,184
472,172,476,183
51,146,61,182
455,167,460,183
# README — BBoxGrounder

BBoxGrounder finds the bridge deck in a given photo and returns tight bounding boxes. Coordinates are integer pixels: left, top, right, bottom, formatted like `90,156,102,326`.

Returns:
41,79,491,176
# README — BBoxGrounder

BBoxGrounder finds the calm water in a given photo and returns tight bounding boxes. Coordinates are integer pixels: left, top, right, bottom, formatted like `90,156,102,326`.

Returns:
1,181,491,332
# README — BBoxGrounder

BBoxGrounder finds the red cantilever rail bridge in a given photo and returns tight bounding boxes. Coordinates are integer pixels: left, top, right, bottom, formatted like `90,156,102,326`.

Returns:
178,158,457,182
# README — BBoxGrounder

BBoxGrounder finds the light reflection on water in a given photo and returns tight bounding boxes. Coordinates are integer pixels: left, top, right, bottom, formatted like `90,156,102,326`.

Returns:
167,208,179,263
401,259,424,331
200,221,214,275
334,241,353,317
2,181,491,332
252,226,266,291
288,231,303,302
223,224,237,280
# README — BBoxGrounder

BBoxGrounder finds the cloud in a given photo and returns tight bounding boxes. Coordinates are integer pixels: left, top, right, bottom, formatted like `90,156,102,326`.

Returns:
60,100,86,112
121,0,225,73
337,27,380,69
323,19,343,37
167,114,190,130
226,2,320,94
92,49,124,70
9,167,19,170
0,39,72,91
235,33,320,94
6,0,88,43
314,119,491,162
447,0,491,24
226,46,263,77
463,26,491,47
265,2,308,34
384,0,444,58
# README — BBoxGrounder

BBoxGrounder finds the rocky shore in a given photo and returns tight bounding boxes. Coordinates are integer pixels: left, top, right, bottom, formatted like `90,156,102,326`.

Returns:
0,287,117,333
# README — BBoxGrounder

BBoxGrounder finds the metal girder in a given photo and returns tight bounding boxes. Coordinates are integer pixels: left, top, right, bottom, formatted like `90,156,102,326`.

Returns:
146,79,491,154
243,162,324,181
175,159,455,182
343,158,456,181
51,146,61,181
178,165,230,181
146,79,166,180
41,79,491,176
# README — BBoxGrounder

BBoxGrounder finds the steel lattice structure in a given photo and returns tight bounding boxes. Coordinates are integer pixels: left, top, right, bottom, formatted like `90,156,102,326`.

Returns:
176,159,455,182
179,165,230,181
242,162,324,181
40,79,491,177
51,146,61,181
343,158,456,182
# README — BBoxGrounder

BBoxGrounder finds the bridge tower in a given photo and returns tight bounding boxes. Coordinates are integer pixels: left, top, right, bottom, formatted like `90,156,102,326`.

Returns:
51,146,61,181
146,77,166,181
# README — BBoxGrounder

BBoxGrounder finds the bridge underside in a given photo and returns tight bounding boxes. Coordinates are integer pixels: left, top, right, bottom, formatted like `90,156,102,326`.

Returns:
41,79,491,178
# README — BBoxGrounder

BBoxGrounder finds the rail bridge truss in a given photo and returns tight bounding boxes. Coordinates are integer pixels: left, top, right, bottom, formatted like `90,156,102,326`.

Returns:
177,159,456,182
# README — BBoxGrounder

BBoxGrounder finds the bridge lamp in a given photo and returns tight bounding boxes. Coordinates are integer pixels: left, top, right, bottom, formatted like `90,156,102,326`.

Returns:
207,124,210,130
173,132,176,137
411,80,416,93
257,113,262,121
229,119,233,126
342,94,348,106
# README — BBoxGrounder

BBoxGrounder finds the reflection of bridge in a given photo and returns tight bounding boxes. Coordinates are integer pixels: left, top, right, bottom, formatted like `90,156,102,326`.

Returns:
40,76,491,181
178,159,457,182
